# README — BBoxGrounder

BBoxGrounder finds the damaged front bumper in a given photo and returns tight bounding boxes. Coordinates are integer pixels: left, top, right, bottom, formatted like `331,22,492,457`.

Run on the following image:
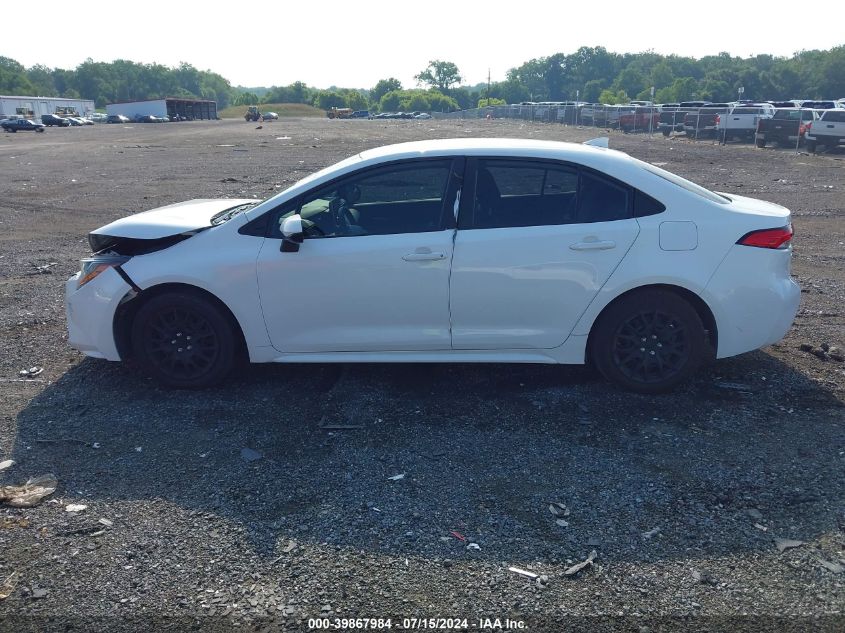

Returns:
65,267,132,360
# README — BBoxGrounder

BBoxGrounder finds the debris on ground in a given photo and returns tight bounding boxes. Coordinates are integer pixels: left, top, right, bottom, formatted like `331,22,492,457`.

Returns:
536,574,549,588
563,550,598,577
774,538,805,553
65,504,88,513
818,559,844,574
18,367,43,378
32,262,57,274
715,381,753,391
692,569,718,585
98,518,113,527
450,531,466,542
0,474,57,507
240,448,262,463
555,519,570,527
387,473,405,481
466,543,481,551
0,572,19,600
0,460,14,472
642,527,661,539
31,587,48,599
548,502,570,517
745,508,763,520
508,566,538,579
754,523,768,532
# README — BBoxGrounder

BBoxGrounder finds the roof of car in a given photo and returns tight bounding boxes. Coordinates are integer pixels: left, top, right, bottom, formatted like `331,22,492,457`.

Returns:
358,138,627,164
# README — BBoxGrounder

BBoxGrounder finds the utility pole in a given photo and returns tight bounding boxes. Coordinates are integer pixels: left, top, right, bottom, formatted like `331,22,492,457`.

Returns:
487,68,491,107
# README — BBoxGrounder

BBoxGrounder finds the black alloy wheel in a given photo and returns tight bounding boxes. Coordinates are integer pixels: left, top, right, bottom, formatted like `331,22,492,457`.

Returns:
131,291,237,388
592,289,709,393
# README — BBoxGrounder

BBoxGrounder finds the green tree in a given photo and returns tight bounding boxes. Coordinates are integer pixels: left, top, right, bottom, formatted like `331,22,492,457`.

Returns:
371,78,402,105
415,60,462,91
582,80,604,102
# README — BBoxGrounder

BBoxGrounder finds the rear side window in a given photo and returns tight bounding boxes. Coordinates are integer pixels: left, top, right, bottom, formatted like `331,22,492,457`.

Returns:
472,160,579,229
822,111,845,122
578,172,630,223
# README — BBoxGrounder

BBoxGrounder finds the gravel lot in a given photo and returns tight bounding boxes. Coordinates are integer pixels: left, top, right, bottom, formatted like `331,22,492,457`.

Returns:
0,119,843,632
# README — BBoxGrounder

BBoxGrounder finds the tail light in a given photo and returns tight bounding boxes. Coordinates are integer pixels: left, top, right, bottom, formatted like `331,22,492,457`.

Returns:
737,224,793,249
715,115,721,125
805,121,812,132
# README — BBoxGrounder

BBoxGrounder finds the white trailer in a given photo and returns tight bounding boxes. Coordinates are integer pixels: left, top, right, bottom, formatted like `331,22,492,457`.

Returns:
106,99,168,120
106,98,218,121
0,95,96,119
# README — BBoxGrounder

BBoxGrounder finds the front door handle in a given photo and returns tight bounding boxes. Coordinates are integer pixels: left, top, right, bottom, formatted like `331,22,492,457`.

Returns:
570,240,616,251
403,250,446,261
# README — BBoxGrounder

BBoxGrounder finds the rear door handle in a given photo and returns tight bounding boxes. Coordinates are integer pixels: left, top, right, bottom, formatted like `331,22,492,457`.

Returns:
403,251,446,261
570,240,616,251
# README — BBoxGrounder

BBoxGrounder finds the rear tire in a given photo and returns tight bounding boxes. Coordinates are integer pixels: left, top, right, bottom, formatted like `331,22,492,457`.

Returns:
755,137,766,148
131,291,237,389
590,289,709,393
806,140,817,153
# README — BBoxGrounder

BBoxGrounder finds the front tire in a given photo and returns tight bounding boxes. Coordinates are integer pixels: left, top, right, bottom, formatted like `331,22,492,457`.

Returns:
591,289,709,393
131,291,237,388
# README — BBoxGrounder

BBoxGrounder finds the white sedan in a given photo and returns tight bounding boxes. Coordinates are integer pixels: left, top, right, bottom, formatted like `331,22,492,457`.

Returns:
66,138,800,392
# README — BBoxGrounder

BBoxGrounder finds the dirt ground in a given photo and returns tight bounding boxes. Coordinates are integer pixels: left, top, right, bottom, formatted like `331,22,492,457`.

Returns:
0,119,843,632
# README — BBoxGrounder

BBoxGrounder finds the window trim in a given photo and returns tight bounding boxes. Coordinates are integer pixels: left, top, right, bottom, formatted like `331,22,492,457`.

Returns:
458,156,664,230
239,157,465,239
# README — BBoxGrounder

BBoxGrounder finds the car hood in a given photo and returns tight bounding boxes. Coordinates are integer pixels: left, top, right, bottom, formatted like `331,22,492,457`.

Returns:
91,198,256,240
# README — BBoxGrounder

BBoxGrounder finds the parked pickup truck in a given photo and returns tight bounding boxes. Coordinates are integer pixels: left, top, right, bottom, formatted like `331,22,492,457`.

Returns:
755,108,819,148
804,109,845,153
657,102,708,136
683,104,731,138
716,104,774,142
618,106,659,132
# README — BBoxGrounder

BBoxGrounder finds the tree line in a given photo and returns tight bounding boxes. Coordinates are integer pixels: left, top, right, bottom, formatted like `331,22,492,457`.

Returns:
1,47,843,114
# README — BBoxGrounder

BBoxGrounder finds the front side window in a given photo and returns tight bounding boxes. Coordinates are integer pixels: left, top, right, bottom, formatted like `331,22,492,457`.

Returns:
275,160,454,238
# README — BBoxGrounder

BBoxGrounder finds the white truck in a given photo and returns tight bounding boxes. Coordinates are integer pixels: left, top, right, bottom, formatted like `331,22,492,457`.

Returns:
804,109,845,153
716,104,774,143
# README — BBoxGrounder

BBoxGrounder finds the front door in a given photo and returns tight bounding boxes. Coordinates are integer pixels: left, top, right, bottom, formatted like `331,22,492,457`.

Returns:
256,158,461,353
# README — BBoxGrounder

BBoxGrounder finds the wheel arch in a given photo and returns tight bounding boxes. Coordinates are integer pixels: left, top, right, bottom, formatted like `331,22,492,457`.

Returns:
113,282,248,362
584,283,718,365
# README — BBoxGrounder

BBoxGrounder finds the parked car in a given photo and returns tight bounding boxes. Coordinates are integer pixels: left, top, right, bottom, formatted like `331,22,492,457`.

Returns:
350,110,370,119
755,108,820,148
66,138,799,393
804,109,845,152
65,117,85,126
414,112,432,119
716,104,775,142
106,115,130,124
89,113,108,123
2,118,46,133
136,115,162,123
41,114,70,127
262,112,279,121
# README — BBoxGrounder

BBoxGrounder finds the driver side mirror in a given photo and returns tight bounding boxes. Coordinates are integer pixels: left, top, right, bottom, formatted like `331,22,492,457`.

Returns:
280,214,303,252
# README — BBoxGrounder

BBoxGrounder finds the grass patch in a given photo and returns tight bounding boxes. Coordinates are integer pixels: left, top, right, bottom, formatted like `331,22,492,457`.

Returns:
219,103,325,119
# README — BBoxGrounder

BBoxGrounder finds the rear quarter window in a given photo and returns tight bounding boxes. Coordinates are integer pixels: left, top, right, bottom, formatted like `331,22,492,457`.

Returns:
821,111,845,122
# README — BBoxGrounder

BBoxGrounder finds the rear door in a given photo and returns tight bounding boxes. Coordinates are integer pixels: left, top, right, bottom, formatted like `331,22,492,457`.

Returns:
449,158,641,350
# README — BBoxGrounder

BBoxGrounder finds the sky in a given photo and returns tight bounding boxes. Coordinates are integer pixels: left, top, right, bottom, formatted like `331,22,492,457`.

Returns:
5,2,844,90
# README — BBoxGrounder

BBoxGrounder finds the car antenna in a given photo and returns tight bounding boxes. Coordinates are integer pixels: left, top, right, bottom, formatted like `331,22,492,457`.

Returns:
583,137,609,148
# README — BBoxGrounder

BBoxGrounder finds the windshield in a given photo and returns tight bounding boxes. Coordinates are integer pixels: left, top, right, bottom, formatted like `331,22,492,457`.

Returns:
633,159,729,204
210,202,259,226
